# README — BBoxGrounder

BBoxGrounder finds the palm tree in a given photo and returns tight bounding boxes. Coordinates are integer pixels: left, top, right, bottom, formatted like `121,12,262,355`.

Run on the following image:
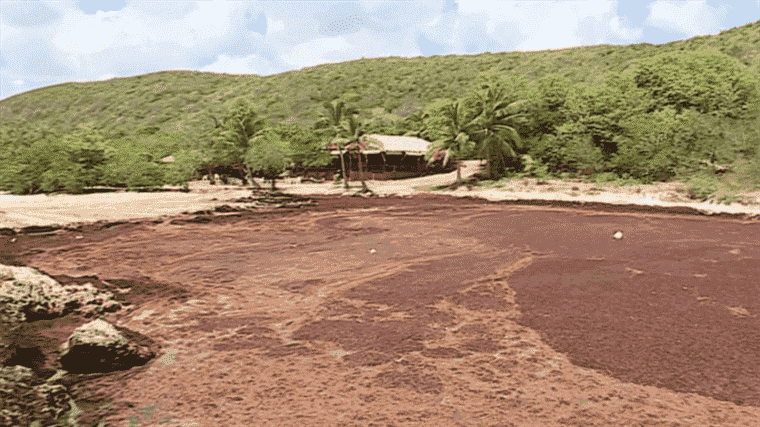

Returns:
424,99,479,186
402,110,432,140
468,84,529,180
315,100,357,190
216,101,269,186
205,101,269,188
342,115,382,194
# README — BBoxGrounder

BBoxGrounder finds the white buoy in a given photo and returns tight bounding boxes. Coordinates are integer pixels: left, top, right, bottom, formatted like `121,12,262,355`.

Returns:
613,231,623,240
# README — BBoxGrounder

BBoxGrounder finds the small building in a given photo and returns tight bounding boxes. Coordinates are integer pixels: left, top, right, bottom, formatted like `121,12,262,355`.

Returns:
311,134,455,181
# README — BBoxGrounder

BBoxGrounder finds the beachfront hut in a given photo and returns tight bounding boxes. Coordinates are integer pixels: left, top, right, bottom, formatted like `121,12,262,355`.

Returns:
321,134,456,180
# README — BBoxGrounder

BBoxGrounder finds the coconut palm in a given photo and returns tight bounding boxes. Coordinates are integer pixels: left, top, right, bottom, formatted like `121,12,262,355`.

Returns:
402,110,433,140
315,100,358,189
205,100,269,188
469,84,529,179
216,101,269,186
424,99,479,185
342,115,382,194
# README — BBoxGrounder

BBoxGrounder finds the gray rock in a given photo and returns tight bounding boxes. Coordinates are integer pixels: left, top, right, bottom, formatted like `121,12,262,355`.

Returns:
0,365,71,426
0,264,122,323
59,319,156,374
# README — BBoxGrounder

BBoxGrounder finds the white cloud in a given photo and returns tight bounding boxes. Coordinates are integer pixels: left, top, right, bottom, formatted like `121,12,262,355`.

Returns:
12,80,25,86
281,37,350,69
49,0,241,59
268,17,286,35
609,16,642,41
51,11,125,55
426,16,441,27
645,0,730,37
451,0,641,52
199,54,272,76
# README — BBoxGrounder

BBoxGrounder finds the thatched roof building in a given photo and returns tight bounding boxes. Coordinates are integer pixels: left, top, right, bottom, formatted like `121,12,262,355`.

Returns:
325,134,431,155
316,134,454,180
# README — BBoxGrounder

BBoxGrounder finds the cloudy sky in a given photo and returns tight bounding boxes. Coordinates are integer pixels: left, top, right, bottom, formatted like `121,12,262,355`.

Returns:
1,0,758,100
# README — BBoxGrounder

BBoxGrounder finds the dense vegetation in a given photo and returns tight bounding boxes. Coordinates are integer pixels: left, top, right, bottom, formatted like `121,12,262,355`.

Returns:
2,19,760,201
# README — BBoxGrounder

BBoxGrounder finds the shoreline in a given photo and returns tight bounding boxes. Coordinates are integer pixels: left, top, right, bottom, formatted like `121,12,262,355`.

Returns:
3,162,760,228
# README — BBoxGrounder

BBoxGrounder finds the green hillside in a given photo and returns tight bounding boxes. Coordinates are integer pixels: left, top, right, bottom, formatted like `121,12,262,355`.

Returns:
2,19,760,198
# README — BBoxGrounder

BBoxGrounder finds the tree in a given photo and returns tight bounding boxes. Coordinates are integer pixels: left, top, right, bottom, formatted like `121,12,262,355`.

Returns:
165,148,205,190
633,51,760,119
56,125,113,190
0,124,112,194
530,74,572,137
559,81,633,163
424,99,479,185
197,111,228,184
314,100,358,189
102,130,171,190
401,110,433,140
2,137,58,194
269,123,332,175
210,99,269,187
245,129,293,191
341,115,382,193
468,84,529,179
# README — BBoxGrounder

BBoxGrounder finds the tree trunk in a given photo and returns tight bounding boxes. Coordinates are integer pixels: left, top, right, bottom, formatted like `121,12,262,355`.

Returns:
338,147,349,189
243,165,262,189
456,163,462,183
235,166,249,186
271,178,277,191
358,151,369,192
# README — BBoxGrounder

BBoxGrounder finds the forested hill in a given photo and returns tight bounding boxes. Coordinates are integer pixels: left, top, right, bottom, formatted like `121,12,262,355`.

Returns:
2,19,759,147
1,18,760,196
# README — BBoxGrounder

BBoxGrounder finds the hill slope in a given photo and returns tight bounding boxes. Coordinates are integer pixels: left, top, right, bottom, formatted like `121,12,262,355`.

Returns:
1,19,759,149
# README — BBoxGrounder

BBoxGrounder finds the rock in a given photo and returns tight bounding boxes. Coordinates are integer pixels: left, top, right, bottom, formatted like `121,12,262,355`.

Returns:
0,265,122,323
0,365,71,426
59,319,156,374
613,230,623,240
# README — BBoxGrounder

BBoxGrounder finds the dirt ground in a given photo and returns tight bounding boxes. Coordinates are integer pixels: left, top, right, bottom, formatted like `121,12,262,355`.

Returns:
2,166,760,426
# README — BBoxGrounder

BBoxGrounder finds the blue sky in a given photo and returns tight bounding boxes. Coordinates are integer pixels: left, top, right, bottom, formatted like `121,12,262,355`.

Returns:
1,0,759,101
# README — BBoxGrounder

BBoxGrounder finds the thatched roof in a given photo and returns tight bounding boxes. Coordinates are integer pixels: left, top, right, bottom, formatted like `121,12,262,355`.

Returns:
326,134,431,155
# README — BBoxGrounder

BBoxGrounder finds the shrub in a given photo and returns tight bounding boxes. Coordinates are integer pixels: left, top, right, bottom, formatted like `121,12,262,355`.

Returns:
686,175,718,201
593,172,618,183
726,157,760,191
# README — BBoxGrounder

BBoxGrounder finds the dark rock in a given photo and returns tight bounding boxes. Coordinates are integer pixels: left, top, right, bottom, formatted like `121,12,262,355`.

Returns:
58,319,157,374
20,225,61,235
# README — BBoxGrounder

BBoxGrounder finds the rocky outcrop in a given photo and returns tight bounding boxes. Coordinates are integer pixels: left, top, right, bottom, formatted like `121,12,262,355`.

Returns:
0,264,160,424
0,265,122,323
0,365,71,426
58,319,156,374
